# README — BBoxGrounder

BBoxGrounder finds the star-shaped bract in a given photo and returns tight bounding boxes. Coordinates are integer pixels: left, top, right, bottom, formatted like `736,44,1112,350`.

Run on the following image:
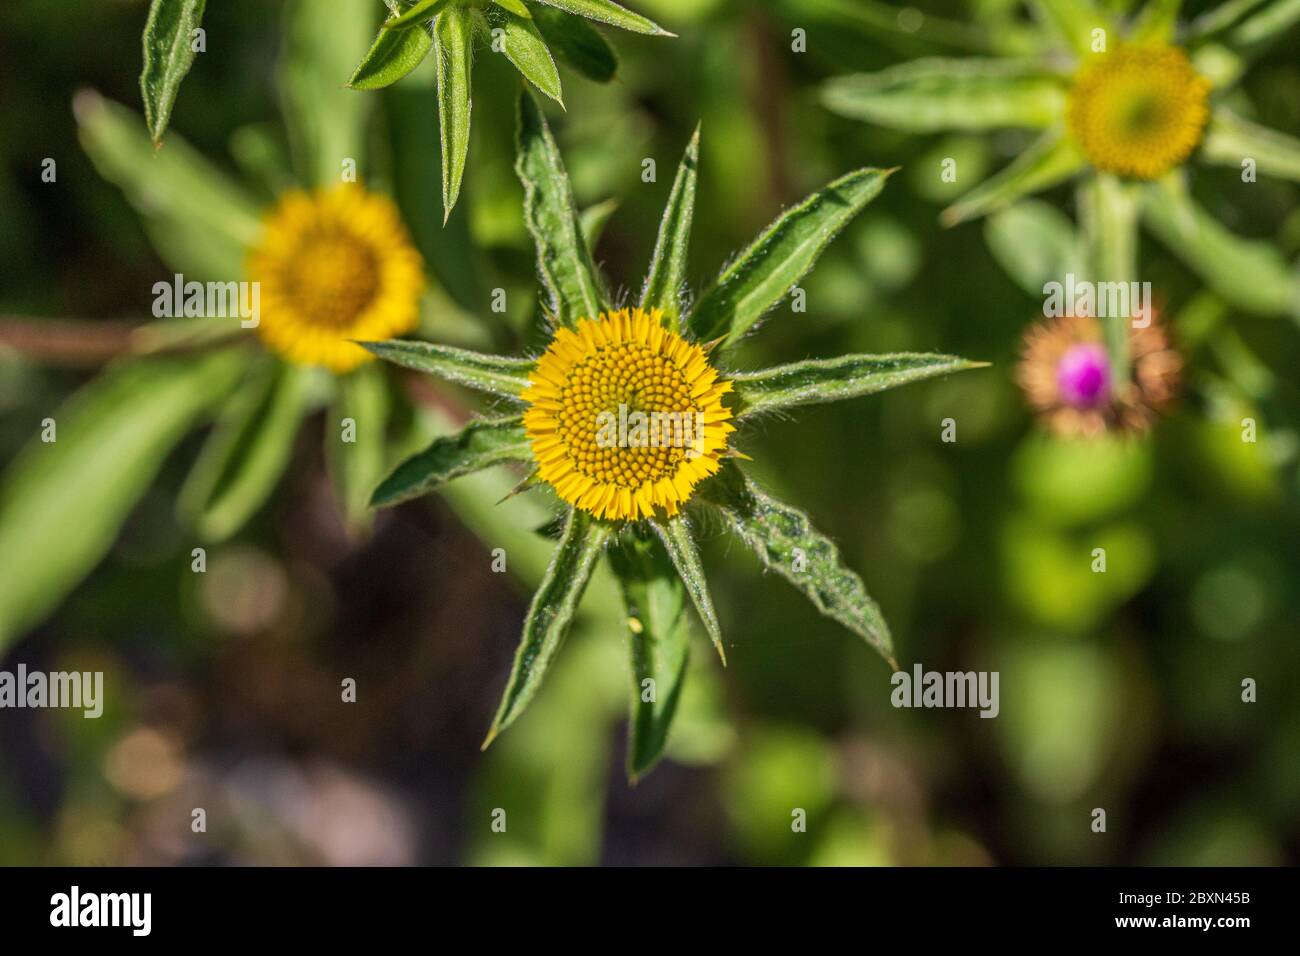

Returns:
364,89,985,778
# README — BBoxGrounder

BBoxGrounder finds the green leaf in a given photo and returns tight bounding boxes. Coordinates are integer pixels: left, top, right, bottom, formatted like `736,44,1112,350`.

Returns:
435,5,475,221
515,88,609,325
1079,173,1139,374
178,361,319,542
130,316,249,356
74,91,262,280
532,4,618,83
0,350,246,651
384,0,455,30
984,200,1087,296
1142,175,1299,319
650,516,724,664
484,508,612,746
640,127,699,329
280,0,375,187
1191,42,1246,89
1202,106,1300,183
1189,0,1300,63
328,363,391,530
140,0,207,144
489,7,564,104
361,338,536,398
699,462,895,667
532,0,672,36
385,83,488,315
580,198,620,252
1026,0,1109,56
608,528,693,780
730,353,986,419
349,13,434,90
940,130,1086,226
784,0,995,54
371,416,531,507
228,122,297,199
821,59,1067,132
687,167,892,346
1131,0,1182,41
1188,0,1269,38
1221,0,1300,56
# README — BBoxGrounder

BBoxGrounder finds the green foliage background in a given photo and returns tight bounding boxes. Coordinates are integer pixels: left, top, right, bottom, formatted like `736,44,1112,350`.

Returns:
0,0,1298,865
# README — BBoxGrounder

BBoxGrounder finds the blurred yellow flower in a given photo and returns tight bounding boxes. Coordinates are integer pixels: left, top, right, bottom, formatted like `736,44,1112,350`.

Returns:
1067,44,1211,180
248,185,424,373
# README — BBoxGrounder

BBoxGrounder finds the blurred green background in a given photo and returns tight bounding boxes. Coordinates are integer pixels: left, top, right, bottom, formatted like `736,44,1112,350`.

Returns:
1,0,1298,865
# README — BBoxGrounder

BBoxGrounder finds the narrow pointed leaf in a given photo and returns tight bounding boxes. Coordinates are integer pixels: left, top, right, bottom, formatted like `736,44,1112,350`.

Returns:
788,0,994,53
1131,0,1182,40
435,5,475,219
1191,1,1300,65
532,4,618,83
179,361,319,542
650,516,724,664
687,167,891,346
1079,173,1139,374
0,350,246,651
349,14,434,90
1189,0,1269,38
609,528,693,779
328,363,391,531
1079,174,1139,288
941,129,1086,226
1202,106,1300,182
984,200,1087,296
228,122,296,198
490,8,564,104
281,0,375,187
75,91,261,280
130,315,250,356
1142,176,1299,318
640,127,699,328
361,339,536,398
140,0,207,144
1221,0,1300,56
384,0,454,30
371,417,531,507
822,59,1067,132
580,198,620,252
532,0,671,35
386,82,486,313
1026,0,1109,56
484,509,611,744
730,353,986,419
516,88,609,324
699,462,894,667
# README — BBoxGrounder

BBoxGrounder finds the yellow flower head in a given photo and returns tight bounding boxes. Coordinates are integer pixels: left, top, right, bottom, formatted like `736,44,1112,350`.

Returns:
1066,43,1211,180
248,185,425,373
522,307,735,521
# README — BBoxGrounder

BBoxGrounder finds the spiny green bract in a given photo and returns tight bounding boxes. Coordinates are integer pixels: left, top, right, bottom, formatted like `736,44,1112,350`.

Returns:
363,88,986,779
349,0,673,220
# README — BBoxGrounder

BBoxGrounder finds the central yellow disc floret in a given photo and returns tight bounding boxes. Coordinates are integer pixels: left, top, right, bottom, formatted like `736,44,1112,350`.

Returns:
248,185,424,373
1066,43,1211,180
523,307,735,521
